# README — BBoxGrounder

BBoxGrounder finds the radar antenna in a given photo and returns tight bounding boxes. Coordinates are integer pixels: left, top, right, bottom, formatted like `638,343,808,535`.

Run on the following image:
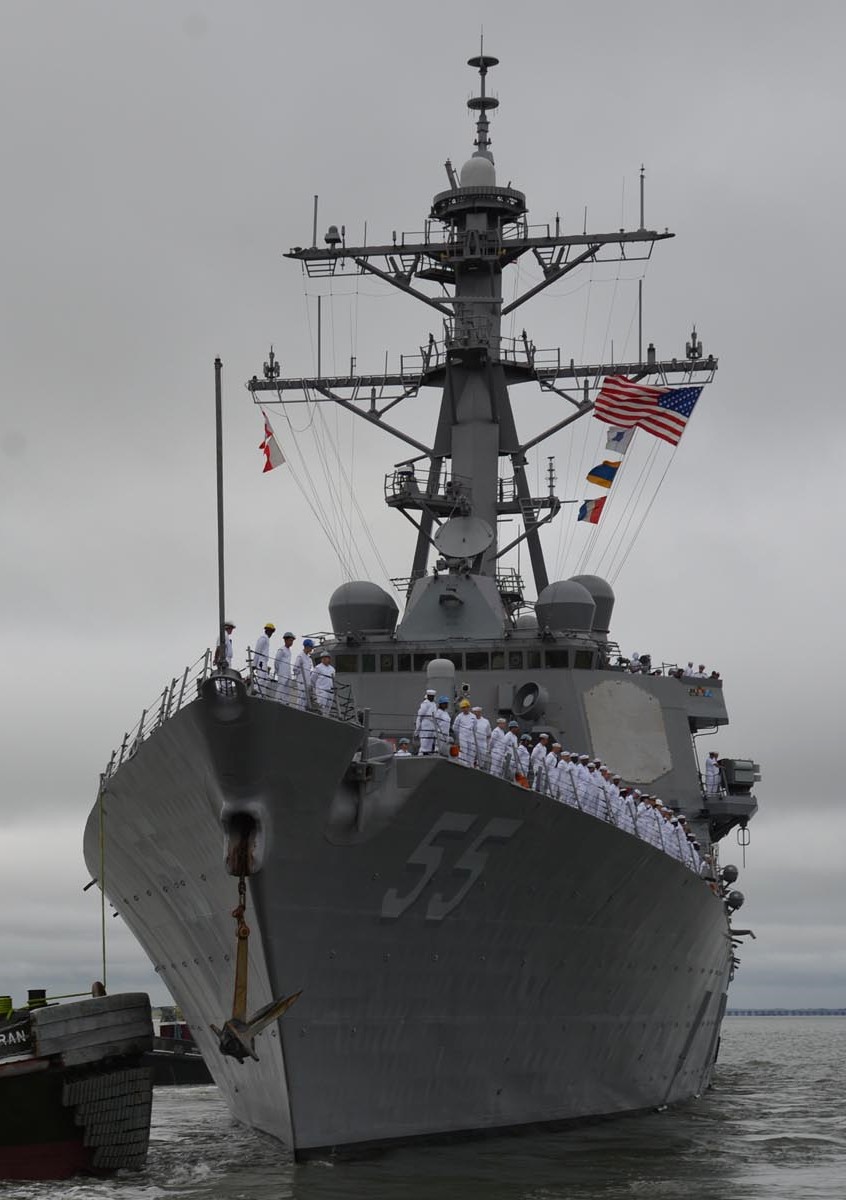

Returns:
467,35,499,161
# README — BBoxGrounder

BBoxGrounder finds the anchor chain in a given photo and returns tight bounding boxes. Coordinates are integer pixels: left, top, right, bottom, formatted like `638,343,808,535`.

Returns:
211,873,301,1063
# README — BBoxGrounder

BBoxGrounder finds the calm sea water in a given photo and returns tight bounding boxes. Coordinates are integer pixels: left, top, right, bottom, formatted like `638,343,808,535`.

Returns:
5,1018,844,1200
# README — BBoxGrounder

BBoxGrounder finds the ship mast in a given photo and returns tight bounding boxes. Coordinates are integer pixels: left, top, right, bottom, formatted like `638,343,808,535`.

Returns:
250,55,716,602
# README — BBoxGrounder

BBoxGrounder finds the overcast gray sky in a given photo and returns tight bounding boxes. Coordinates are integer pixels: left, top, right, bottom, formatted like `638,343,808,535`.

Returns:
2,0,844,1010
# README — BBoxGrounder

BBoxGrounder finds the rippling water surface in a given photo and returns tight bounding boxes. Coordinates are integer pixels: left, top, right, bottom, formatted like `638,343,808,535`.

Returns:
4,1018,844,1200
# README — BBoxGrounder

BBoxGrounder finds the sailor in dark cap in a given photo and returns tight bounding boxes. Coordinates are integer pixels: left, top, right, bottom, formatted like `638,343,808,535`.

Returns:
434,696,452,756
273,632,296,704
395,736,412,758
516,733,531,781
293,638,315,709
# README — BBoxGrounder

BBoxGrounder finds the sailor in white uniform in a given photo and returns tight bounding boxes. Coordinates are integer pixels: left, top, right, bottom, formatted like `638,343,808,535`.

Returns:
516,734,531,782
394,737,412,758
502,721,520,780
617,782,637,834
434,696,452,756
252,623,274,673
598,766,619,825
530,734,549,790
214,620,236,669
704,750,721,795
311,651,336,715
584,762,605,818
543,744,561,797
489,718,508,776
453,700,477,766
574,754,592,809
635,795,658,847
414,689,438,756
472,707,491,769
293,638,315,710
251,622,275,694
273,632,296,704
556,751,577,806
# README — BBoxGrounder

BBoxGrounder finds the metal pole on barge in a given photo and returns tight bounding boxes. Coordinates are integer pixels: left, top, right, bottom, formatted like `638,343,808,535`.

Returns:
215,357,226,666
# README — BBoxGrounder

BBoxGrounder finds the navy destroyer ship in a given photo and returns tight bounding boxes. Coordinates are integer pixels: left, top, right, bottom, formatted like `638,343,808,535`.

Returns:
84,53,759,1158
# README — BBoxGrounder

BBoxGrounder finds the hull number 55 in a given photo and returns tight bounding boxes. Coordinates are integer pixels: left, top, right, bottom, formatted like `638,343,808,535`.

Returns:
381,812,523,922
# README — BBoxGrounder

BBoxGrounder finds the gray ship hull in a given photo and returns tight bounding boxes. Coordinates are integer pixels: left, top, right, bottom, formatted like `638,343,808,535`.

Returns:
84,696,732,1156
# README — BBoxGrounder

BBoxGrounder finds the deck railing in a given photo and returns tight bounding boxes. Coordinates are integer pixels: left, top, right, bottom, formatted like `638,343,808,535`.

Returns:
104,650,360,779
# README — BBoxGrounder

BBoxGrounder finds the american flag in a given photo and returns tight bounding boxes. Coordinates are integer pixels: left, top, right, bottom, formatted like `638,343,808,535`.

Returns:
593,377,703,446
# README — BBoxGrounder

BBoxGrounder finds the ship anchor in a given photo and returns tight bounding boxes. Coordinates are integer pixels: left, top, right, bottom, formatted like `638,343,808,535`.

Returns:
211,875,301,1063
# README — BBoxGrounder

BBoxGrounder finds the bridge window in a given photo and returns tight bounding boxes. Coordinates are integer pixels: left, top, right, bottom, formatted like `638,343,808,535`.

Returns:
379,654,395,672
414,653,437,671
465,652,489,670
545,650,569,669
335,654,358,672
397,654,412,672
574,650,594,669
508,651,524,669
491,650,505,669
527,650,542,669
361,654,376,673
440,652,464,670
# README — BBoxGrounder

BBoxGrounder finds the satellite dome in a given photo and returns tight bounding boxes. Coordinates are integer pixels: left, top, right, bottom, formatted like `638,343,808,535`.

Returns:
568,575,615,634
514,611,539,632
535,580,595,634
328,581,399,636
459,154,496,188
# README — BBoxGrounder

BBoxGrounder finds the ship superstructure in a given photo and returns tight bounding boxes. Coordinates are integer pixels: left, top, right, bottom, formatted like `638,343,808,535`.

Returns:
84,54,759,1158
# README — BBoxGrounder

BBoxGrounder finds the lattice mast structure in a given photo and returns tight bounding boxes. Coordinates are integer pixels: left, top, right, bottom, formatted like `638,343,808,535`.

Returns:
250,54,716,598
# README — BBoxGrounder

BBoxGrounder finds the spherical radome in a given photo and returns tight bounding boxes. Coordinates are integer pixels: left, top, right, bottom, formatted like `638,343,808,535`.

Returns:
536,579,596,633
459,154,496,188
328,581,399,636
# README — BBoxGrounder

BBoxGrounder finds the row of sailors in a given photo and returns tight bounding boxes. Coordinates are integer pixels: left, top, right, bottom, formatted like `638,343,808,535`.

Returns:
411,692,706,875
619,654,720,681
247,627,338,714
529,749,706,875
